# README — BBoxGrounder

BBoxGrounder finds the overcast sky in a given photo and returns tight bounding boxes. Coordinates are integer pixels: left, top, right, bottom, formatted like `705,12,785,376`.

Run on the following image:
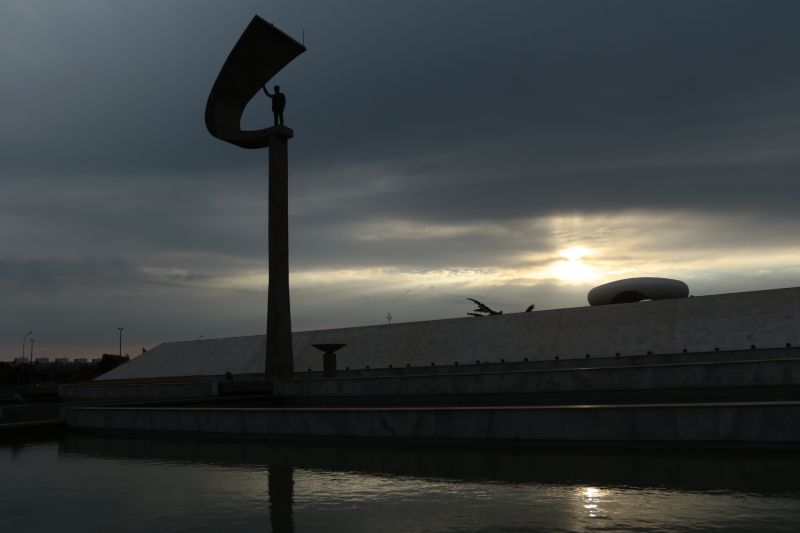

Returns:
2,0,800,359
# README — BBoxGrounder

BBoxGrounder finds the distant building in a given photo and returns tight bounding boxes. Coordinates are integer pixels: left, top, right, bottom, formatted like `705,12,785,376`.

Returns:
75,358,88,364
35,357,50,364
56,357,70,364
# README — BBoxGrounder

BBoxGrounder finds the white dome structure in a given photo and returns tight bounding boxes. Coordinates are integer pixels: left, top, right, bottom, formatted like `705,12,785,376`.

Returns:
588,277,689,306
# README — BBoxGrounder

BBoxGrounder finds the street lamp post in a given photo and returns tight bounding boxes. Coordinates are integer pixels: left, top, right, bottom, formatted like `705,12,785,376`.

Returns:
29,339,36,361
118,327,124,357
22,331,32,362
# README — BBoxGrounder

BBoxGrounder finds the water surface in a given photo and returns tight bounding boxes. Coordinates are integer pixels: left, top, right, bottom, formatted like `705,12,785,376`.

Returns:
3,431,800,532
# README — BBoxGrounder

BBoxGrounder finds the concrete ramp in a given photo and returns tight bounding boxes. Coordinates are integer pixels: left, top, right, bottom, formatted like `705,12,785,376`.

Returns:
99,287,800,381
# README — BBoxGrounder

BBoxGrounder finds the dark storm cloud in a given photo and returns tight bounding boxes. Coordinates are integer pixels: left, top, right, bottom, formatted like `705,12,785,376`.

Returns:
3,0,800,357
0,257,150,294
3,0,800,219
0,173,271,261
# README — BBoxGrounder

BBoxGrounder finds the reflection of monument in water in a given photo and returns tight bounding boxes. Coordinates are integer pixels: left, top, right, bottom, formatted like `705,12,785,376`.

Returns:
60,432,800,497
268,464,295,533
51,432,800,530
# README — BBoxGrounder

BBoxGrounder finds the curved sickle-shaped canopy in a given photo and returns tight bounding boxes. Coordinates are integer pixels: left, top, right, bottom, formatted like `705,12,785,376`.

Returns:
205,16,305,149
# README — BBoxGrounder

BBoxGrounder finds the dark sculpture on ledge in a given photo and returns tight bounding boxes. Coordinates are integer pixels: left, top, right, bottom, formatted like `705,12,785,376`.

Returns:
205,16,305,380
466,298,536,317
263,85,286,126
467,298,503,317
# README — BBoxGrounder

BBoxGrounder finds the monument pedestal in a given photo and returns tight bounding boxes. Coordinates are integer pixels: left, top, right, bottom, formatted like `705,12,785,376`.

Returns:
266,126,294,379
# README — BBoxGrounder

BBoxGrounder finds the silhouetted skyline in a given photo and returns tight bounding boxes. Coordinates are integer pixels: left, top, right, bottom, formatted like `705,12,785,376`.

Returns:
2,0,800,358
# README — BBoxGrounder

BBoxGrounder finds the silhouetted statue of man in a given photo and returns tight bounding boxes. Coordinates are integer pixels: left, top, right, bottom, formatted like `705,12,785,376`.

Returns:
263,84,286,126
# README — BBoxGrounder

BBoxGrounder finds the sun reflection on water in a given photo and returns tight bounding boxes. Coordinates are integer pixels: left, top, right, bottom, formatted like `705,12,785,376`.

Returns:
581,486,606,520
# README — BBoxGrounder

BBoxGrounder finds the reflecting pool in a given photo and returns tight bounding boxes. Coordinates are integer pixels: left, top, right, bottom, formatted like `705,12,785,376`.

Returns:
3,430,800,532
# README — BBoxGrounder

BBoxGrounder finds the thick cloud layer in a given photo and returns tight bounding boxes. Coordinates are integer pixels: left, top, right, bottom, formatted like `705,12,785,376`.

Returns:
2,1,800,358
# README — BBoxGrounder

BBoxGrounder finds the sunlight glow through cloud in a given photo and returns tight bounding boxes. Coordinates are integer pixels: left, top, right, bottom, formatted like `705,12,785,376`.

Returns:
199,212,800,301
549,246,599,283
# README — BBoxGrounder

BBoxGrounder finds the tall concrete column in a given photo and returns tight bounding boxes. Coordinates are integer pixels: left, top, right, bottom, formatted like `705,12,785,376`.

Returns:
266,126,294,379
203,17,305,379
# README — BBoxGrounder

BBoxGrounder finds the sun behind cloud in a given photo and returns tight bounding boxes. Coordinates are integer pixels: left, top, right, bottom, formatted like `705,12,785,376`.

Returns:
550,246,600,284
